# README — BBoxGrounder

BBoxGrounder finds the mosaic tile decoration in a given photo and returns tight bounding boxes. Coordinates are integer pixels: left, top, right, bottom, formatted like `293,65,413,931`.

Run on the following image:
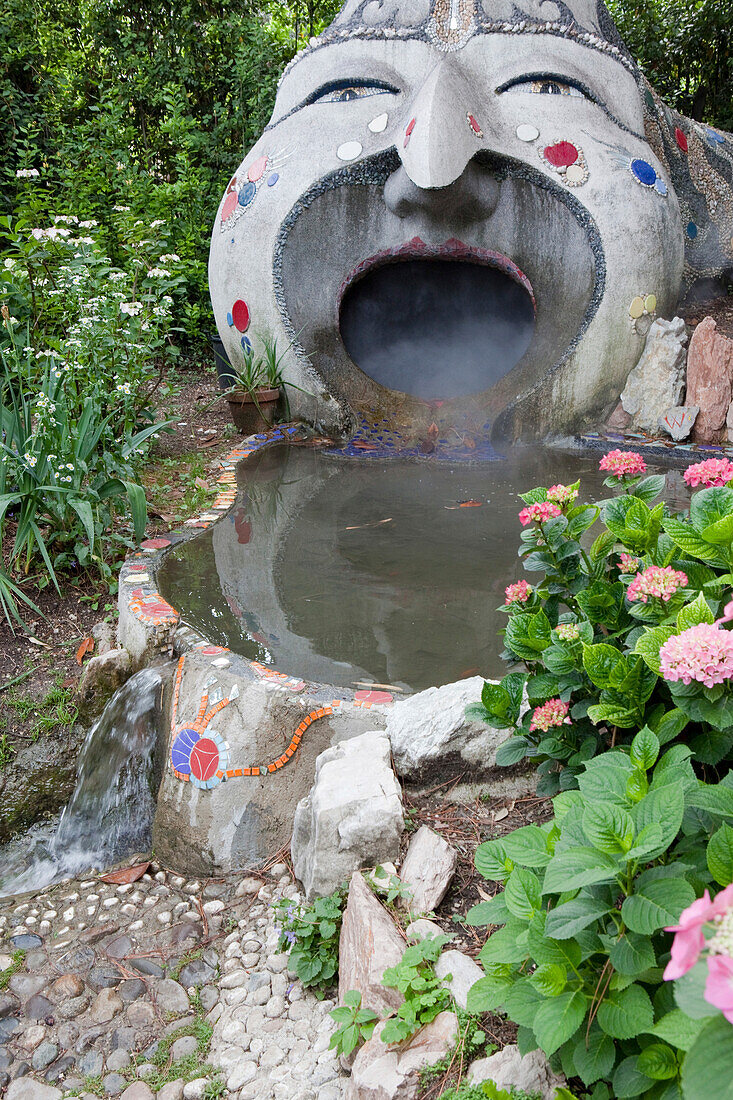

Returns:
167,654,393,789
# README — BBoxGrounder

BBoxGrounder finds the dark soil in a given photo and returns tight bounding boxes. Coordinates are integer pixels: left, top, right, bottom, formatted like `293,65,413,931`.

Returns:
679,293,733,338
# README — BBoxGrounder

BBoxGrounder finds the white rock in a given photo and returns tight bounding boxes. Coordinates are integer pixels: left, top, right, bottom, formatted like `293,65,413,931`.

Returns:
620,316,688,431
385,678,511,780
338,872,405,1019
468,1044,566,1099
434,950,484,1011
292,732,404,900
227,1062,257,1090
347,1012,458,1099
659,405,699,441
399,826,458,915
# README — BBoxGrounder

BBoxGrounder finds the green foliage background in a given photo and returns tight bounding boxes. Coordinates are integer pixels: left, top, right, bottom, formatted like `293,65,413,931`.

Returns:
1,0,729,344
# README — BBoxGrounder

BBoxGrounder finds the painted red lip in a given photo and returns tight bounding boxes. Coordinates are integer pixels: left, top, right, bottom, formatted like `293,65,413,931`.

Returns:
338,236,535,307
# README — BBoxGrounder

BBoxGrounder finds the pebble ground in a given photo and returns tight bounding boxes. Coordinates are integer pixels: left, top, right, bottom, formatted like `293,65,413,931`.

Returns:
0,862,347,1100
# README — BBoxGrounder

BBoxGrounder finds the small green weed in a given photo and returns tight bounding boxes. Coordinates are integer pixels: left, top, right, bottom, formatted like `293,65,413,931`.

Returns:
4,675,78,740
0,950,25,990
0,733,15,770
132,1017,215,1091
169,947,203,981
418,1010,491,1093
329,990,379,1057
381,935,452,1046
273,885,346,996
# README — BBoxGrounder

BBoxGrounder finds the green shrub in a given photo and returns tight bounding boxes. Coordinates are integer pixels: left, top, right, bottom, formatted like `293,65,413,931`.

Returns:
380,934,453,1045
466,726,733,1097
472,458,733,793
273,887,346,995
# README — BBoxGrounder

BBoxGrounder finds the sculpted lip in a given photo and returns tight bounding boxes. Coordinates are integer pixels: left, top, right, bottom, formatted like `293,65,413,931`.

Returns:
337,236,536,307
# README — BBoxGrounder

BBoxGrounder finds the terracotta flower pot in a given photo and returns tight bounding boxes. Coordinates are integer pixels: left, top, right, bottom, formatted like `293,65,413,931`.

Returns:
226,387,281,434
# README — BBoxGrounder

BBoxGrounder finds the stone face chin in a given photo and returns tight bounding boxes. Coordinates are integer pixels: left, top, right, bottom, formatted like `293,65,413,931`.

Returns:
209,0,733,442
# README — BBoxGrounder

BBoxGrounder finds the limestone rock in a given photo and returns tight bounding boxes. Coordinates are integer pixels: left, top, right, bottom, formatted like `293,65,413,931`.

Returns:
620,316,687,431
119,1084,154,1100
385,677,509,781
292,732,403,900
434,950,483,1011
405,919,443,942
89,987,123,1024
347,1012,459,1100
659,405,699,441
686,317,733,442
5,1082,62,1100
338,873,405,1018
468,1044,565,1099
399,826,457,915
91,620,116,656
76,648,132,722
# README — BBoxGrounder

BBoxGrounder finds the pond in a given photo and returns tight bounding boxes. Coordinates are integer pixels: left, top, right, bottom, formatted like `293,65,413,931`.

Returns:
158,444,690,693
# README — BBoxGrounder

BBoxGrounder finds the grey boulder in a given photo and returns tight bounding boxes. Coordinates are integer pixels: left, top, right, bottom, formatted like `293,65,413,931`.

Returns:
399,826,457,915
468,1044,566,1099
292,732,403,900
620,316,688,431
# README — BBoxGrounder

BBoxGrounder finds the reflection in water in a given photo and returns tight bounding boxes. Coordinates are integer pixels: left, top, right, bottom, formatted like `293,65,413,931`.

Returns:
159,446,688,693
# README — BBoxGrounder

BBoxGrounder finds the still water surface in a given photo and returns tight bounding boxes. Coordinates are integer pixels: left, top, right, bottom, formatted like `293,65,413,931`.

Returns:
159,445,688,693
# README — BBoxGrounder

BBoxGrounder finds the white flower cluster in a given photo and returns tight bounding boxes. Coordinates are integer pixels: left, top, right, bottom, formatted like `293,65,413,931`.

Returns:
709,908,733,957
159,254,180,264
35,349,61,359
30,226,72,241
120,301,143,316
116,381,132,395
147,267,170,278
79,220,98,229
54,215,79,225
150,219,165,228
16,168,40,179
113,204,131,212
23,452,37,467
36,394,56,413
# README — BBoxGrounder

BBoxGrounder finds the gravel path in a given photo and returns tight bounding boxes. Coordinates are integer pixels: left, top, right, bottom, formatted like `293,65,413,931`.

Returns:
0,862,347,1100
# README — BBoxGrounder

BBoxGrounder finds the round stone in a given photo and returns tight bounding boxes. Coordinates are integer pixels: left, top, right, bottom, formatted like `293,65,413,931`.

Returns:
516,123,539,142
103,1073,128,1095
368,113,388,133
247,155,268,183
336,141,362,161
654,178,668,195
687,221,698,239
267,173,279,187
644,294,657,314
221,191,238,221
231,299,250,333
630,158,657,187
543,140,578,168
237,182,256,208
629,296,645,319
564,163,586,184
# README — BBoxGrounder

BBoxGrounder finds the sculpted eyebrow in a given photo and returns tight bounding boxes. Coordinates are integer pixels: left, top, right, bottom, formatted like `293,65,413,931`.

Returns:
303,77,400,104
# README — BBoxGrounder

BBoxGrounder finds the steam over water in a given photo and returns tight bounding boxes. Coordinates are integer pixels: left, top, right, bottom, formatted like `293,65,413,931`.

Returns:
339,259,535,399
0,669,162,898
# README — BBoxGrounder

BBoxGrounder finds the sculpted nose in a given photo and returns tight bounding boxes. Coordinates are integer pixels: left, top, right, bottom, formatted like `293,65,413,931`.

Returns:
384,59,500,222
396,59,489,189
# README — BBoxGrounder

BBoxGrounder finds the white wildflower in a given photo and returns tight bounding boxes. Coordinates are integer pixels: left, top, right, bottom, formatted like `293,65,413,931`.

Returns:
16,168,40,179
120,301,143,316
147,268,170,278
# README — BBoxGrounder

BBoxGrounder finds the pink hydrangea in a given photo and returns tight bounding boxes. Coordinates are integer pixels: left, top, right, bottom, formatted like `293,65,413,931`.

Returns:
659,623,733,688
626,566,688,604
663,890,716,980
599,449,647,478
505,580,532,605
705,956,733,1023
618,553,641,574
683,458,733,488
547,483,578,507
555,623,581,642
529,698,571,733
518,501,562,526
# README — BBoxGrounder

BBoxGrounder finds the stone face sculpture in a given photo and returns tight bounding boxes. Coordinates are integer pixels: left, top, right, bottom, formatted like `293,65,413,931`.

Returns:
209,0,733,443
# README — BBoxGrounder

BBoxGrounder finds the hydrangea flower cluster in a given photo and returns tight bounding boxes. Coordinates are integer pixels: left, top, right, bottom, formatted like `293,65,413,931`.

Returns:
547,483,578,506
683,458,733,488
505,580,532,605
518,501,562,526
664,885,733,1022
599,449,647,478
659,623,733,688
618,553,641,574
555,623,580,642
626,565,688,604
529,698,571,733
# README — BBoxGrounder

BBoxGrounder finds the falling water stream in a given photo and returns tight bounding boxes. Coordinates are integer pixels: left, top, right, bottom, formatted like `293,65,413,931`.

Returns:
0,668,163,899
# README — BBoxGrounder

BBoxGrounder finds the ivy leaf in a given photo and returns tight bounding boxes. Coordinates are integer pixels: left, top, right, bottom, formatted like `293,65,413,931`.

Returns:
532,990,587,1056
707,823,733,885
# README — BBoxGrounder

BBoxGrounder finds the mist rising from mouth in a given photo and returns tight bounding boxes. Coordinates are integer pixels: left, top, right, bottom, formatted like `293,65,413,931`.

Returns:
339,257,536,400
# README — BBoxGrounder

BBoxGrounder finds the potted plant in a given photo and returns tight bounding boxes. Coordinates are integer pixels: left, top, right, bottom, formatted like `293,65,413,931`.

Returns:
219,334,283,434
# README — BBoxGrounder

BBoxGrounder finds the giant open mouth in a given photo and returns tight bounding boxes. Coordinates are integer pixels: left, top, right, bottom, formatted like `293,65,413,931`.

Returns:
338,240,536,401
274,150,603,432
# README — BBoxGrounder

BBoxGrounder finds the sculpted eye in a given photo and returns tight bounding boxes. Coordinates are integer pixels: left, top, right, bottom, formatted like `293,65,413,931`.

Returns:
500,77,588,100
307,80,399,105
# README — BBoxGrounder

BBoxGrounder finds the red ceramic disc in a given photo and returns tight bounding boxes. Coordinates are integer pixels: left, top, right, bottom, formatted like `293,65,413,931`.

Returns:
231,299,250,332
675,127,689,152
247,156,268,183
355,689,394,704
544,141,579,168
190,737,220,781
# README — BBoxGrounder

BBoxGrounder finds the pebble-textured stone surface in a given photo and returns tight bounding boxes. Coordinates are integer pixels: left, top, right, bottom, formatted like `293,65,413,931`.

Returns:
0,862,347,1100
